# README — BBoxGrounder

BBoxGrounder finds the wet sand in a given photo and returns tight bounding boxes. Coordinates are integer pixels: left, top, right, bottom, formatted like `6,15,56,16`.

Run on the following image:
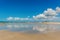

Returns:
0,30,60,40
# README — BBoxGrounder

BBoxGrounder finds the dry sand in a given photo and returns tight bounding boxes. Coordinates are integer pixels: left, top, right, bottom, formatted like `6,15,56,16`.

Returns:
0,30,60,40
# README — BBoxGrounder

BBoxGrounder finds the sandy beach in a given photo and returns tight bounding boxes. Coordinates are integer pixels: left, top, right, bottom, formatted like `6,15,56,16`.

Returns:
0,30,60,40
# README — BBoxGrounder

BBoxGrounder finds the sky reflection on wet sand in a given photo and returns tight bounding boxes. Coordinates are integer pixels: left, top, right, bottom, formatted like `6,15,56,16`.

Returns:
0,22,60,33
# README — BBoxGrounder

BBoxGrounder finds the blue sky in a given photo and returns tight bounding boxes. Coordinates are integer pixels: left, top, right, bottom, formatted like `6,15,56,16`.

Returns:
0,0,60,21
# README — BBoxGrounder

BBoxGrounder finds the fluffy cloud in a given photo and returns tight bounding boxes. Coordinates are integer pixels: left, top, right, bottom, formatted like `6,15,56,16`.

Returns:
33,14,47,19
19,18,29,20
56,7,60,13
7,17,13,20
14,17,20,20
44,8,57,18
7,17,30,21
33,7,60,21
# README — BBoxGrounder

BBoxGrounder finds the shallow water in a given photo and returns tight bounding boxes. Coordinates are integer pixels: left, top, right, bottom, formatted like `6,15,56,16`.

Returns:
0,22,60,33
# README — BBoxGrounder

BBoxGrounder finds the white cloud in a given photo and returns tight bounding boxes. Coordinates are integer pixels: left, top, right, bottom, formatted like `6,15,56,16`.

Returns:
44,8,57,17
56,7,60,13
33,14,47,19
7,17,30,21
14,17,20,20
37,14,45,18
7,17,13,21
20,18,29,20
33,7,60,21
